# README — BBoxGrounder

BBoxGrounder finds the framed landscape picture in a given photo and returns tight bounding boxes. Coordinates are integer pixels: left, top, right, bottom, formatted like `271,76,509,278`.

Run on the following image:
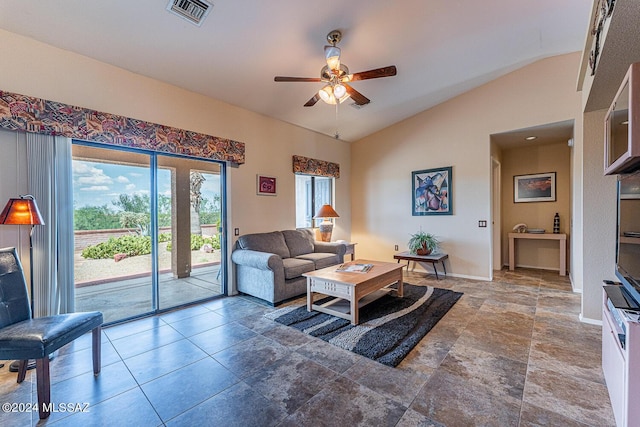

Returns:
257,175,277,196
412,166,452,215
514,172,556,203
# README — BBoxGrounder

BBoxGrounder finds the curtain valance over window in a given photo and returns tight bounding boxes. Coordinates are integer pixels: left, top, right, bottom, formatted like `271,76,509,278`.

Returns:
292,155,339,178
0,90,245,164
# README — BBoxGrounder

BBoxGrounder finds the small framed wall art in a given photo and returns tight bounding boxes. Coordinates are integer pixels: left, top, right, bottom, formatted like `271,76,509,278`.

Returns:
514,172,556,203
257,175,277,196
412,166,452,215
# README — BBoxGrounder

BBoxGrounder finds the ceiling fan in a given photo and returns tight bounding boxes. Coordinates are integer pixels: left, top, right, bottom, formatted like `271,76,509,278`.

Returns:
274,30,397,107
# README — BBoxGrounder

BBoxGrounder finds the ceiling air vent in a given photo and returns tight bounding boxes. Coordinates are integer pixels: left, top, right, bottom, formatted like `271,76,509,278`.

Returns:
166,0,212,26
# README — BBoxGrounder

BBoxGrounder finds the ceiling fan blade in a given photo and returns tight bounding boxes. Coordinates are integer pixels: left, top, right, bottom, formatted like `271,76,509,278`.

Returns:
274,76,322,82
344,84,370,105
304,93,320,107
347,66,397,82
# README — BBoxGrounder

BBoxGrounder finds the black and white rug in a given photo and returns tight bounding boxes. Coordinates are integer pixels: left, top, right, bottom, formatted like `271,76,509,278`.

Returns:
264,284,463,367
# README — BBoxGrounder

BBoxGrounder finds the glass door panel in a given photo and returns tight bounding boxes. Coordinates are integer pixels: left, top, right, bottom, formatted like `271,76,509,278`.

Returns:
157,155,223,310
72,144,154,323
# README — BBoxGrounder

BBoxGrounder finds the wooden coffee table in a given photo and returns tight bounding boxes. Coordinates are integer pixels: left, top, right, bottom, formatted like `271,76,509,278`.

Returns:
303,259,404,325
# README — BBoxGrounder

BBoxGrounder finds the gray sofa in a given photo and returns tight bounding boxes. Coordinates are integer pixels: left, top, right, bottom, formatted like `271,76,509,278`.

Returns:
231,229,346,305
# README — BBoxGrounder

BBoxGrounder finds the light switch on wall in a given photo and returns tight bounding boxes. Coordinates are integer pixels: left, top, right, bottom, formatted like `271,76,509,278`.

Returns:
478,220,487,227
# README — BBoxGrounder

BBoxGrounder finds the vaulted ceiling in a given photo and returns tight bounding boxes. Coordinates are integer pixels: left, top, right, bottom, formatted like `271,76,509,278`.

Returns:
0,0,591,142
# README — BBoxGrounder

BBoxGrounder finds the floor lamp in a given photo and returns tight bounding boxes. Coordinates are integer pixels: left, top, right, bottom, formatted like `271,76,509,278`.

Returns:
0,195,45,371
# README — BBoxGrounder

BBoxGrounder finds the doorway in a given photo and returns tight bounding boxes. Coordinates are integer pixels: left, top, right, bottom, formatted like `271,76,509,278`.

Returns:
491,157,502,273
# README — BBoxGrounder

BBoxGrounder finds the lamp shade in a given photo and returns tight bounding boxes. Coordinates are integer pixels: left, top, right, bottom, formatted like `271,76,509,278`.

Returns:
313,204,339,219
0,196,45,225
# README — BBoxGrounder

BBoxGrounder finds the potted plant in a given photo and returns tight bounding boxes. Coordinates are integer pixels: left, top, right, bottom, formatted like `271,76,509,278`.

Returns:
408,230,439,255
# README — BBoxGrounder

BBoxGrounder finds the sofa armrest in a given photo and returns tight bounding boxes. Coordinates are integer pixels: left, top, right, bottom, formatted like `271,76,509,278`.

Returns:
314,242,346,257
231,249,283,271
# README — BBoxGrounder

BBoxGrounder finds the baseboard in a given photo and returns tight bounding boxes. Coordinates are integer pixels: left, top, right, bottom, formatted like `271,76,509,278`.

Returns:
447,272,491,281
513,263,562,272
579,313,602,326
406,263,490,282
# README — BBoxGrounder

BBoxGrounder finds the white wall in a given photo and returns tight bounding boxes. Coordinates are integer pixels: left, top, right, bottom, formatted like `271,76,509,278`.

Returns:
582,110,618,321
351,53,584,282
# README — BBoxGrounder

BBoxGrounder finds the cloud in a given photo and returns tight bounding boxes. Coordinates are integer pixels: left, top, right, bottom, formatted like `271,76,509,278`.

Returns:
129,172,143,178
74,162,113,185
80,186,109,191
125,184,136,191
73,163,102,175
78,175,112,185
116,175,130,183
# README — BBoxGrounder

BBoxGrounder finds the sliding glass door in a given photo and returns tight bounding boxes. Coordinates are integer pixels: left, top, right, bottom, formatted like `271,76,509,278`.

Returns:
72,142,225,324
156,155,223,310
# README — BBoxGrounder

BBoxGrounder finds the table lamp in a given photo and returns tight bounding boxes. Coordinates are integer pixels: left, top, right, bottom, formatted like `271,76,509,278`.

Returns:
313,204,339,242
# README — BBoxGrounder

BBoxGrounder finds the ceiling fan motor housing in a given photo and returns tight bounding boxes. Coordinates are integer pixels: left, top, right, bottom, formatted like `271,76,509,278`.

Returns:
326,30,342,46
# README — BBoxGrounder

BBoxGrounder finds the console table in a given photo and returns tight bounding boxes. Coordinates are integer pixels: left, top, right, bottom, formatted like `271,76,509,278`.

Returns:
508,232,567,276
393,251,448,280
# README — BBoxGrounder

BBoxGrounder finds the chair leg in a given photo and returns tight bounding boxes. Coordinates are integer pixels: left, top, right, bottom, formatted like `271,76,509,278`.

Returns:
16,360,28,383
92,325,102,375
35,357,51,419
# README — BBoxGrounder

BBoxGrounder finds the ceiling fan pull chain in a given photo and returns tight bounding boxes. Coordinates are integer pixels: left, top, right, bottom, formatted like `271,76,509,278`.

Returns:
334,102,340,139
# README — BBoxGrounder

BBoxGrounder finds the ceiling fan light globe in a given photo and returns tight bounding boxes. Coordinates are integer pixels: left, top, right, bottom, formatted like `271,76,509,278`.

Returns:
318,85,333,103
333,83,347,99
338,93,351,103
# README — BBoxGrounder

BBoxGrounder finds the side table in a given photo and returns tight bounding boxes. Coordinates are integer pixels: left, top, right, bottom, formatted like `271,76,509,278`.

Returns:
393,251,448,280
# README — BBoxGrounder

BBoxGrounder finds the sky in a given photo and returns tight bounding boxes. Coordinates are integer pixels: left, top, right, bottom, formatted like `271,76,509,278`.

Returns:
72,160,221,210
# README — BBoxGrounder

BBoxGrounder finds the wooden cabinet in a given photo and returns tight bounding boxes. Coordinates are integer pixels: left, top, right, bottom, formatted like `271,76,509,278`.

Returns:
602,288,640,426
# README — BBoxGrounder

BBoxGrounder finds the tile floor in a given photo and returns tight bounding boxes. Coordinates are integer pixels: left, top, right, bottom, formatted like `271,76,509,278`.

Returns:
75,265,222,324
0,268,616,426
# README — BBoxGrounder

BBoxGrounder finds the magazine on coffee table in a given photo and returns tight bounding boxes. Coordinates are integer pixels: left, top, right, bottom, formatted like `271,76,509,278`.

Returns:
336,263,373,273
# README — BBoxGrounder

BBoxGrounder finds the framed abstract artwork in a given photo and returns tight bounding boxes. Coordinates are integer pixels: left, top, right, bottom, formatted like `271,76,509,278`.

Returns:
514,172,556,203
412,166,452,215
257,175,277,196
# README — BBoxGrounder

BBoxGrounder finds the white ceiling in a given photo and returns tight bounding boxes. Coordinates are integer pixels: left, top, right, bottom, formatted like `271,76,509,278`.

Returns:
0,0,591,143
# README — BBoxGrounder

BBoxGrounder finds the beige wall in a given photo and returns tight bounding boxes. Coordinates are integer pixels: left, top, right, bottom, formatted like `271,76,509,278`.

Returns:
351,53,583,281
501,142,571,271
582,110,618,321
0,29,351,294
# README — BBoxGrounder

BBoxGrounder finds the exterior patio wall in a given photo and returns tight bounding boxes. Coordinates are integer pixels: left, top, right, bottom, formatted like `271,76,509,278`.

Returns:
74,225,218,251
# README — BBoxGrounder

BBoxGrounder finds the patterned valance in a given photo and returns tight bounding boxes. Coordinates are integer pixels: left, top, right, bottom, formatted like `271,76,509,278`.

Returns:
292,155,340,178
0,90,245,164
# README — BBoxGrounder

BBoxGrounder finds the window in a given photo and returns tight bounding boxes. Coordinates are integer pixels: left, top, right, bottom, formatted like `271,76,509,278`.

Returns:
295,174,334,228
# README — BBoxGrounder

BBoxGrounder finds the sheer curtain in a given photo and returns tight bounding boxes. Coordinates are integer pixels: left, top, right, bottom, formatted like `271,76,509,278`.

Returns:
26,133,74,316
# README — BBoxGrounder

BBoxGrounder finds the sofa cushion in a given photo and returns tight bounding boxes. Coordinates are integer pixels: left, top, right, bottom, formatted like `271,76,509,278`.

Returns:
237,231,290,259
282,229,315,257
296,253,341,270
282,258,315,280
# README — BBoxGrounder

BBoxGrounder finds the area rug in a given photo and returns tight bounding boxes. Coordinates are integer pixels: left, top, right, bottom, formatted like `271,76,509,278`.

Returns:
264,284,463,367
